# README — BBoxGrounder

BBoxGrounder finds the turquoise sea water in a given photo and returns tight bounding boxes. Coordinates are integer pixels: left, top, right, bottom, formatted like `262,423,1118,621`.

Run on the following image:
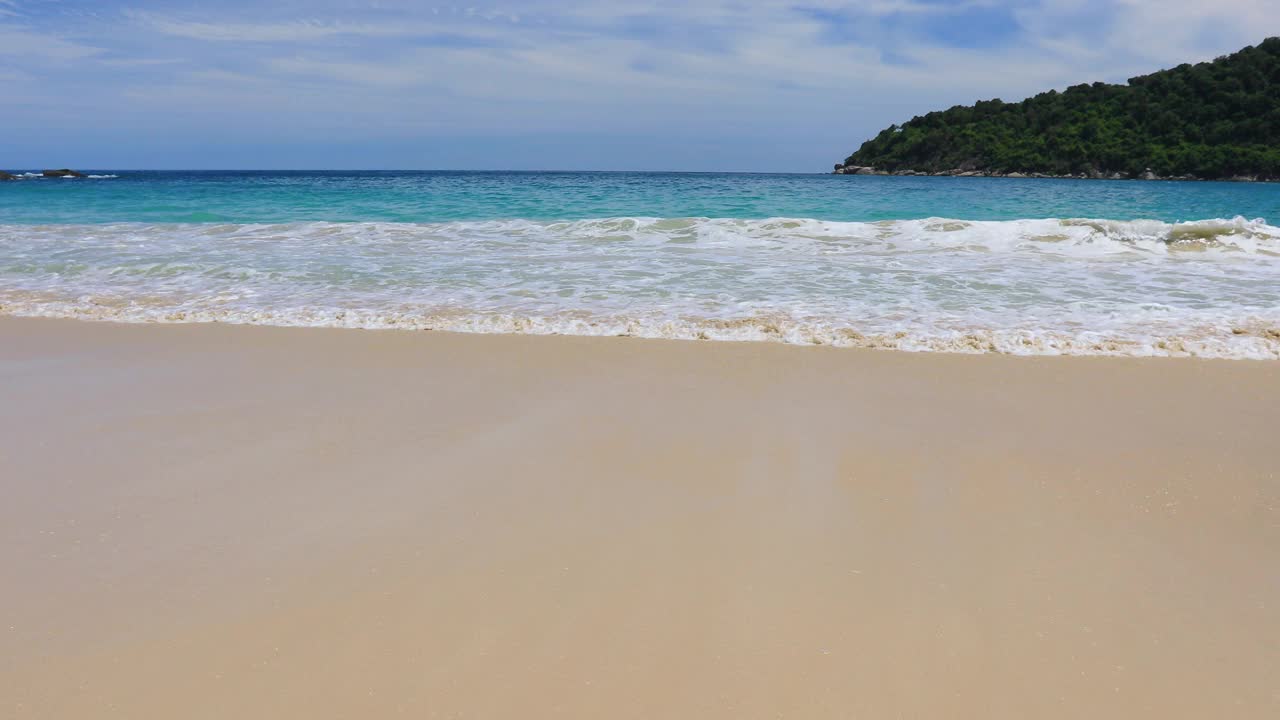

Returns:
1,171,1278,224
2,171,1279,357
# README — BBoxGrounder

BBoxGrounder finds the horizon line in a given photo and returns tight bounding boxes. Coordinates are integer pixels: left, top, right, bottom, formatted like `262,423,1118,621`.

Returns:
3,168,832,175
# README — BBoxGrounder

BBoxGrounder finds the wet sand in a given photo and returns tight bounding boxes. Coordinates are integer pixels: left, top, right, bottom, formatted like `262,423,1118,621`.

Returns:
1,316,1277,718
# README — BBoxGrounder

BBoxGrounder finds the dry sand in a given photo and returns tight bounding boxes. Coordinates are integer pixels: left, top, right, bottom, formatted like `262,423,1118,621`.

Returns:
1,316,1277,718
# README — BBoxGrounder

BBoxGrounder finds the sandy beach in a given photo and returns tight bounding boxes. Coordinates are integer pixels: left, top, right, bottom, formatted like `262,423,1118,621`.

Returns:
2,316,1277,718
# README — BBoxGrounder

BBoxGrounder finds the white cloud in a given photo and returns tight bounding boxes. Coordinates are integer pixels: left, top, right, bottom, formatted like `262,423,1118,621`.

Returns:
98,3,1280,131
125,6,518,43
266,56,432,87
5,1,1280,169
127,12,400,42
95,57,184,67
0,24,102,59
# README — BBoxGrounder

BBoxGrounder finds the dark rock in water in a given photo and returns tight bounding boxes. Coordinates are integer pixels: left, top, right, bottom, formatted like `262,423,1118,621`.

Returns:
832,164,883,175
42,169,87,178
0,171,16,181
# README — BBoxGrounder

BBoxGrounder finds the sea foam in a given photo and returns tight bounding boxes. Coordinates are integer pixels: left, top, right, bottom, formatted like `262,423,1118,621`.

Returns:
1,217,1278,358
9,173,118,179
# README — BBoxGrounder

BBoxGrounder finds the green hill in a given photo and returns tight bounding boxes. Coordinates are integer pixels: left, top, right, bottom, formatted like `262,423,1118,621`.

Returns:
838,38,1280,180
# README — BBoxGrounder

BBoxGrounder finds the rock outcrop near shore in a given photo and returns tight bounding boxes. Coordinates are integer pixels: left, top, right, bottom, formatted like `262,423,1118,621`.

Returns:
0,171,17,181
41,169,87,178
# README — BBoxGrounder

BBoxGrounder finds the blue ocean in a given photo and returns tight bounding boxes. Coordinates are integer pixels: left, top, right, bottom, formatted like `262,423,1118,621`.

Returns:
2,171,1278,357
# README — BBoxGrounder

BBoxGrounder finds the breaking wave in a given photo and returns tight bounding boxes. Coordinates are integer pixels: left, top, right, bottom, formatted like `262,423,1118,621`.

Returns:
1,216,1278,358
8,173,118,180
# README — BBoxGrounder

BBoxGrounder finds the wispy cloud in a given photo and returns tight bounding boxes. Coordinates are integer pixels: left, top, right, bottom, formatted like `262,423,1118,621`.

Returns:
128,11,410,43
0,24,102,59
2,1,1279,170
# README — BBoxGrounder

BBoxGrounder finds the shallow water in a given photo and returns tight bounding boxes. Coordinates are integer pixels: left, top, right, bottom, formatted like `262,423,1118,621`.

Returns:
2,172,1278,357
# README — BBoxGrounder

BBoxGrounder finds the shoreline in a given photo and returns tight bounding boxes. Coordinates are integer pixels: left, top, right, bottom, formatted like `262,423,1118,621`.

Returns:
832,164,1276,182
1,313,1276,360
3,317,1278,718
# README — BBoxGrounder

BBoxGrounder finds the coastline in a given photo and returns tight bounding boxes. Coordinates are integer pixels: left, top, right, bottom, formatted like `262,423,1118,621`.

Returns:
3,317,1278,718
832,164,1276,182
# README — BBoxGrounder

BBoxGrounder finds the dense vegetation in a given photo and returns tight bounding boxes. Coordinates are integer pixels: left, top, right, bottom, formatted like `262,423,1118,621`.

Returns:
842,38,1280,179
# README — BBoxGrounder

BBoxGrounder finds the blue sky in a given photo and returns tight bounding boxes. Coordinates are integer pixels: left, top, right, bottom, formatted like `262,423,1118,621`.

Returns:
2,0,1277,171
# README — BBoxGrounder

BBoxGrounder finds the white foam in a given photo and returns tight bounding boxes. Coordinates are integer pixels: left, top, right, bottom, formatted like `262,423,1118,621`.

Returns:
1,217,1278,358
5,173,117,179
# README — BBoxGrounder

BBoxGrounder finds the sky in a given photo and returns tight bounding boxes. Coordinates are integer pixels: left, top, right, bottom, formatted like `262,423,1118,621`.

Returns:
3,0,1279,171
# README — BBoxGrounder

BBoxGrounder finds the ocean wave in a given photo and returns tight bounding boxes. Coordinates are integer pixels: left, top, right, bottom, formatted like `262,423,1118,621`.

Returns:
388,215,1280,256
1,298,1277,359
1,216,1278,358
8,173,118,179
0,215,1277,253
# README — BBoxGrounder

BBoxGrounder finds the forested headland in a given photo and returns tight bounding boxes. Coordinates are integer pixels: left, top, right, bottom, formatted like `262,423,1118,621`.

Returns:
837,38,1280,181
